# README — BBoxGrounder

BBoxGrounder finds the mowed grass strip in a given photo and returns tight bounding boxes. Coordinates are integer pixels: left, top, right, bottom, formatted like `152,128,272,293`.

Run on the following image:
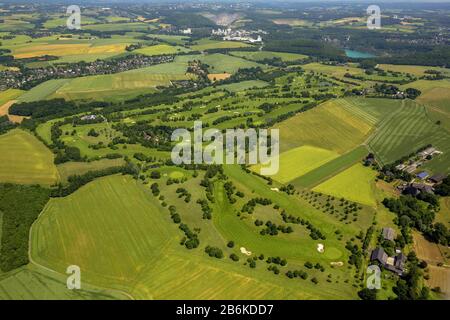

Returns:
313,163,377,207
0,129,58,185
291,145,368,188
254,145,339,184
275,99,374,153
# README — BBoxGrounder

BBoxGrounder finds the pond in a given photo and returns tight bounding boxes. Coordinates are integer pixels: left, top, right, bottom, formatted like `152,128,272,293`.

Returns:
345,49,376,59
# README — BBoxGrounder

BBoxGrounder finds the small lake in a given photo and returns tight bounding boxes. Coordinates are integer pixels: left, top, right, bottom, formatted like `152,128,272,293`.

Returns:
345,49,376,59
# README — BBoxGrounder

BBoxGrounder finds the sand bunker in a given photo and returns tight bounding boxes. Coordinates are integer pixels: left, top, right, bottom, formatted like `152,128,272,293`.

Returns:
240,247,252,256
330,261,344,267
317,243,324,253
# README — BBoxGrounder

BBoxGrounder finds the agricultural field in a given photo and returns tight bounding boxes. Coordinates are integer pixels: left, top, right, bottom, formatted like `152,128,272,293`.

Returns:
30,171,365,299
0,129,58,185
56,158,126,183
367,99,450,172
134,44,190,56
258,145,340,184
275,99,374,154
230,50,308,62
190,39,252,51
1,1,450,302
313,163,378,207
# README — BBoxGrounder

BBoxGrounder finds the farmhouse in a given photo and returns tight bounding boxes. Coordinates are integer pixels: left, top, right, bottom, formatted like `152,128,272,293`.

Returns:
370,247,406,275
429,173,446,184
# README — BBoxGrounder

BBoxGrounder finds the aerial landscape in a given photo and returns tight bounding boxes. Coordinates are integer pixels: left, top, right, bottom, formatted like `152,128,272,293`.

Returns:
0,0,449,302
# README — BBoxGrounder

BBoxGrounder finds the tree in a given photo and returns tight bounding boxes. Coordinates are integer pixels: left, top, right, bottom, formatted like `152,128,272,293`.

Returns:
358,288,377,300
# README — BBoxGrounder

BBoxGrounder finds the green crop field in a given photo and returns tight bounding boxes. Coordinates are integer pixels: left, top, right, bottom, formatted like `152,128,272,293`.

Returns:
0,129,58,185
230,50,308,62
218,80,268,92
18,79,71,102
275,99,374,154
29,172,367,299
0,89,23,106
256,145,339,184
367,99,450,172
200,53,266,74
0,265,128,300
190,39,252,51
56,158,126,183
134,44,190,56
313,163,378,207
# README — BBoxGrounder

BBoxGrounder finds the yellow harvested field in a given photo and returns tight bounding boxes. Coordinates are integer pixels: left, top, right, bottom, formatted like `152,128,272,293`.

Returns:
0,100,27,123
427,265,450,299
13,43,128,59
207,73,232,82
413,232,445,265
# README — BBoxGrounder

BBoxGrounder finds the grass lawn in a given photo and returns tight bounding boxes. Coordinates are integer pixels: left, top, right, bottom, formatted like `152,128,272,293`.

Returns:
313,163,378,207
0,129,58,185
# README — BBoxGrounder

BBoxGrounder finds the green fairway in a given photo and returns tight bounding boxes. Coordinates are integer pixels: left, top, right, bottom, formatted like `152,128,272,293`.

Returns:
313,163,378,207
291,145,368,188
218,80,269,92
0,129,58,185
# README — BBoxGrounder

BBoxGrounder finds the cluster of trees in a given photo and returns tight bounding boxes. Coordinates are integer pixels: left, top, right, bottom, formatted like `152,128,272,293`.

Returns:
179,223,199,249
285,269,308,280
382,196,449,246
393,252,430,300
345,241,363,270
168,205,181,224
204,246,223,259
0,115,16,134
176,187,191,203
51,164,138,197
434,175,450,196
304,261,325,272
241,197,272,214
151,183,160,197
197,199,212,220
0,184,50,272
266,256,287,266
259,221,293,236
